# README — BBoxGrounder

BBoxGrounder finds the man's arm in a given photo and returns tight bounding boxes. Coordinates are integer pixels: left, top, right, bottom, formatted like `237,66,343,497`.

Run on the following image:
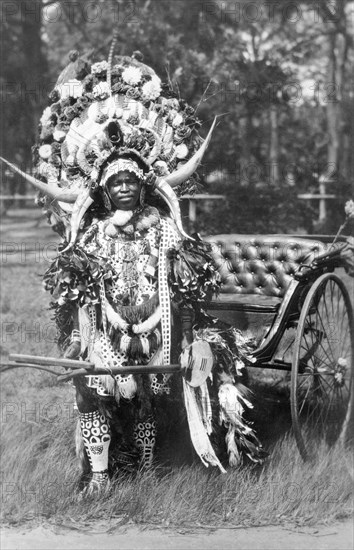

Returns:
180,307,194,350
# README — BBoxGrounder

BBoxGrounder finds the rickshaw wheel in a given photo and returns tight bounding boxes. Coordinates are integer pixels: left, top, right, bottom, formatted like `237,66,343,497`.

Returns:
291,273,354,460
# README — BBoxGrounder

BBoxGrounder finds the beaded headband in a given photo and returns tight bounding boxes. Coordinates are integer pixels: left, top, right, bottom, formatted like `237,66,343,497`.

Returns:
101,159,144,187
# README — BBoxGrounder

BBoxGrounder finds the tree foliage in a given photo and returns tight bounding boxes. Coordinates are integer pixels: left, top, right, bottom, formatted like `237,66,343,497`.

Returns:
1,0,353,232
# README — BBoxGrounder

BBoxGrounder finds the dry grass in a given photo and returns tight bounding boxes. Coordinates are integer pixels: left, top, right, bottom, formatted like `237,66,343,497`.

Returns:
1,210,353,529
1,408,353,528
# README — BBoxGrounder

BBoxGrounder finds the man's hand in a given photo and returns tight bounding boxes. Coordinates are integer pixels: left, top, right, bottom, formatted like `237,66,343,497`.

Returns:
64,341,81,359
64,329,81,359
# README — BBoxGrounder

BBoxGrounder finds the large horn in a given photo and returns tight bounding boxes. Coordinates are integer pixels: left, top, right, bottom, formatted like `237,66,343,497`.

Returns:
153,178,193,241
60,187,94,253
165,117,216,188
0,157,78,203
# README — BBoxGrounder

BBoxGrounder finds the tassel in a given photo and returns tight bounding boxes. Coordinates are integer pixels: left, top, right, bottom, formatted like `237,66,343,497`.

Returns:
148,331,158,355
154,328,162,346
140,335,150,356
117,375,137,399
120,334,131,353
129,335,144,360
110,330,122,352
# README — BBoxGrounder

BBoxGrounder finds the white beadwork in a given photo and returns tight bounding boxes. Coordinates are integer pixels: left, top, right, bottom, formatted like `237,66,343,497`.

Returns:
158,219,180,365
82,217,180,400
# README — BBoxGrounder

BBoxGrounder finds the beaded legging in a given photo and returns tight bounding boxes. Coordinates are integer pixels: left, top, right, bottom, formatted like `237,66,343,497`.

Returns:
133,415,157,469
79,410,111,477
79,408,157,475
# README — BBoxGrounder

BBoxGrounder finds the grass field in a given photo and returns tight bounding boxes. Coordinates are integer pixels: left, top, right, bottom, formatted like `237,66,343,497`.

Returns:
0,209,353,529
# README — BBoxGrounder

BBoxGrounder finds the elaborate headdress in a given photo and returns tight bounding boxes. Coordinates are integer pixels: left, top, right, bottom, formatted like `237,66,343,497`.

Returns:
101,159,144,186
1,44,215,248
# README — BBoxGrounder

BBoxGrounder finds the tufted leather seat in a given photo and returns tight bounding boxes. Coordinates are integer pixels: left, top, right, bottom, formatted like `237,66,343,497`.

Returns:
205,235,327,299
203,235,327,340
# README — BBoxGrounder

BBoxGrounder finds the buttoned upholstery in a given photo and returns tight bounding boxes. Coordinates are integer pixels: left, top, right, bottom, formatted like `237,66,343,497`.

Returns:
205,235,327,299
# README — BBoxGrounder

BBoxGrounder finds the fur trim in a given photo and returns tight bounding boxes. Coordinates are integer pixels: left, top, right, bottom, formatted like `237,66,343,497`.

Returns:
115,292,159,324
106,300,129,330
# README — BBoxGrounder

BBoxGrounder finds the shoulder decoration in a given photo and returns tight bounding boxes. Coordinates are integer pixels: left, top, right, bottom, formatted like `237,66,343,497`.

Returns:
167,235,221,316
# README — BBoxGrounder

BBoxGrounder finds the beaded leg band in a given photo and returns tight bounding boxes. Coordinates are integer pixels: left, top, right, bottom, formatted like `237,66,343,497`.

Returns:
133,416,157,469
79,410,111,474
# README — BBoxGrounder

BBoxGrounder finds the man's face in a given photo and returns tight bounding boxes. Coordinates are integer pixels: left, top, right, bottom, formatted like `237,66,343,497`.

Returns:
106,170,142,211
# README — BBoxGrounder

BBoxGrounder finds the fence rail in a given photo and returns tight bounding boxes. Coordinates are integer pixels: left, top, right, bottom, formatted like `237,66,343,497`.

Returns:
0,195,37,200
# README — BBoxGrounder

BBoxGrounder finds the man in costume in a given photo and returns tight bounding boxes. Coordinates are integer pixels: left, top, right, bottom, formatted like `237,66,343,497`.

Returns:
1,48,266,496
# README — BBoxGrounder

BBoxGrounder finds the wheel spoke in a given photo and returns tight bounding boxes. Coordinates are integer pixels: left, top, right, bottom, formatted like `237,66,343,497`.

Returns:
321,281,341,359
301,322,335,370
291,274,354,459
314,299,336,364
308,305,337,367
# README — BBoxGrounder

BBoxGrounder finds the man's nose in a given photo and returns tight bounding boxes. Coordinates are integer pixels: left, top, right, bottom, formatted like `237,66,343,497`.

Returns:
120,182,129,192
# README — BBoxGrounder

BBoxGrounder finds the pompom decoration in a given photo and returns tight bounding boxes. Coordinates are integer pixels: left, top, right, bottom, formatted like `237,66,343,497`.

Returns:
92,81,110,99
122,66,142,86
38,144,52,159
91,61,109,74
172,113,184,128
110,210,134,227
141,77,161,101
53,129,66,142
175,143,189,159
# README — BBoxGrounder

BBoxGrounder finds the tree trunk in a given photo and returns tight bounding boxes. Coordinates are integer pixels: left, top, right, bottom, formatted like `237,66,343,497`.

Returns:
321,1,349,180
240,108,253,186
269,104,279,185
318,0,349,223
21,0,49,170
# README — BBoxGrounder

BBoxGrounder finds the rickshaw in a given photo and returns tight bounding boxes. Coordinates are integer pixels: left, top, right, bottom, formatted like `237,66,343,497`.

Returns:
6,233,353,461
204,233,353,459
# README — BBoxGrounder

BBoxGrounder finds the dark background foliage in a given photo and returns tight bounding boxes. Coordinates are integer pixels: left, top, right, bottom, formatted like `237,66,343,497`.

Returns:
1,0,353,233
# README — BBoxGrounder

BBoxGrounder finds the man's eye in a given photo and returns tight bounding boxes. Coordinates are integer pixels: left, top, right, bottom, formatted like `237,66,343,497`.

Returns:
113,181,132,187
